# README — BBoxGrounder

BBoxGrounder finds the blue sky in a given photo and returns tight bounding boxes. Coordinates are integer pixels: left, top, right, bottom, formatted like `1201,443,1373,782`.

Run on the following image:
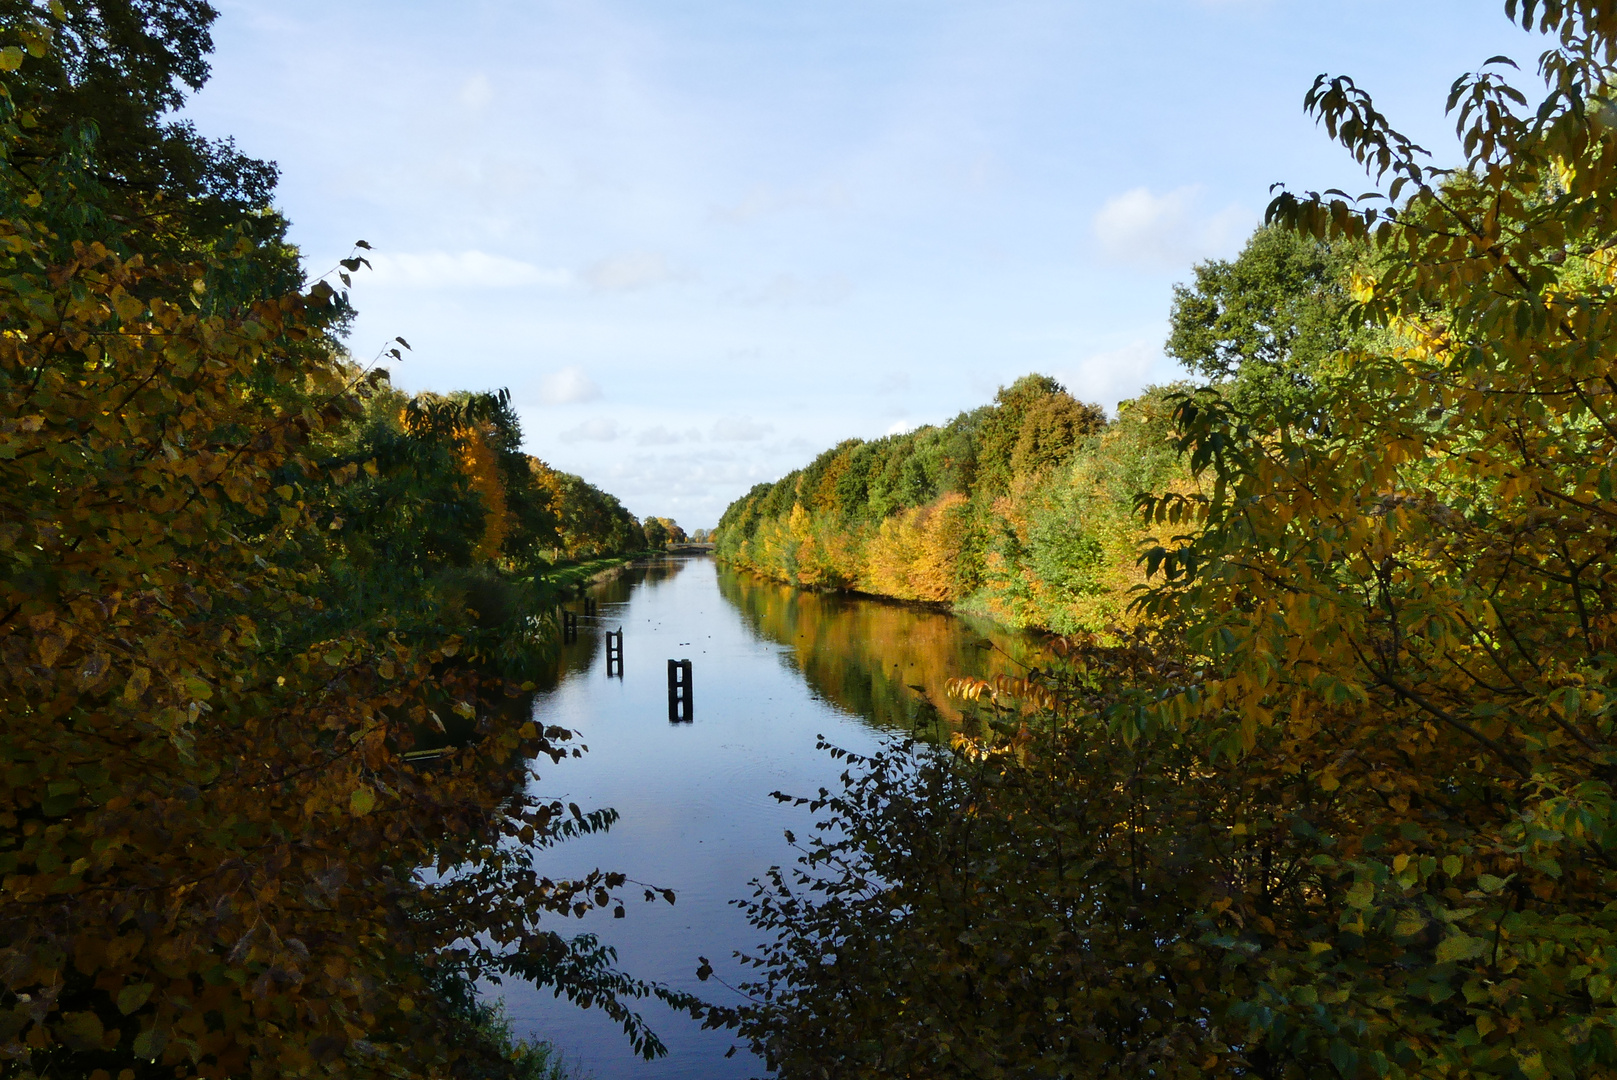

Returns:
188,1,1532,527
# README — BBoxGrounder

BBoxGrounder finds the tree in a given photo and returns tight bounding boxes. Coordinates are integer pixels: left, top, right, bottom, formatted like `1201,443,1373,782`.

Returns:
1145,3,1617,1072
0,17,695,1078
642,517,669,550
718,2,1617,1076
1166,224,1361,423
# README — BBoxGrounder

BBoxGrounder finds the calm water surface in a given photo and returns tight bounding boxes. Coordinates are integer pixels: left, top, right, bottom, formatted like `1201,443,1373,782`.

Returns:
496,555,1039,1079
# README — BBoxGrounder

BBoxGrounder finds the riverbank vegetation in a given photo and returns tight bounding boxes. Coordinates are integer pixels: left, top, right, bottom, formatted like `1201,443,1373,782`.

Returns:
714,376,1187,633
0,5,688,1079
706,4,1617,1077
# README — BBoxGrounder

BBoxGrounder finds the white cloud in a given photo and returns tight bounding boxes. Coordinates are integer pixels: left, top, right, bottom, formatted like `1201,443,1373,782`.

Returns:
539,366,601,405
731,273,852,307
559,417,622,442
710,416,774,442
711,183,851,224
637,425,703,446
363,250,571,290
458,73,493,110
1059,340,1178,414
583,251,686,292
1092,186,1251,269
885,419,918,436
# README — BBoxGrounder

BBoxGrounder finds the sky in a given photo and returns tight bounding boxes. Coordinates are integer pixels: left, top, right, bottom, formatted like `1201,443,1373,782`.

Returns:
185,0,1537,527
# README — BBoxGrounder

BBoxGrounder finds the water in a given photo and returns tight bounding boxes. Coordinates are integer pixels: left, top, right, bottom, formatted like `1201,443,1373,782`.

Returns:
496,555,1040,1079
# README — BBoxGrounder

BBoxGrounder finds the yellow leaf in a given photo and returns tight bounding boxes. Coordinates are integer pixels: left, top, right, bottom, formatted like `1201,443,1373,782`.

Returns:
0,47,24,72
124,667,151,702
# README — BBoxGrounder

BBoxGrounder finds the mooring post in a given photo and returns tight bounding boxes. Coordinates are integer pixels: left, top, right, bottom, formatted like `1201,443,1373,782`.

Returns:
562,610,578,644
666,658,693,723
605,628,624,678
583,597,597,617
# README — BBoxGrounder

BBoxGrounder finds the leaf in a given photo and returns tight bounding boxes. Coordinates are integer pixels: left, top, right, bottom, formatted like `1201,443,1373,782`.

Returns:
349,787,377,817
123,666,151,702
58,1010,105,1051
117,983,155,1015
1435,934,1488,963
0,46,24,72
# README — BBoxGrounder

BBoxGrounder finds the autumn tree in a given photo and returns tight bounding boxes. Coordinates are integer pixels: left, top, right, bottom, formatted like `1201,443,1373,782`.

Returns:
0,9,693,1079
715,2,1617,1077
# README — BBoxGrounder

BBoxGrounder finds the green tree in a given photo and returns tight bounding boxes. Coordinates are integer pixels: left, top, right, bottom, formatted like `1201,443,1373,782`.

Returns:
716,3,1617,1077
1166,223,1361,422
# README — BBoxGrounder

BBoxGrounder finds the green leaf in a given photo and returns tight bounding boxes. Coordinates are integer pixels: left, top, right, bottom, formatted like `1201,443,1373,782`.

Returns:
117,982,155,1015
349,787,377,817
1435,933,1487,964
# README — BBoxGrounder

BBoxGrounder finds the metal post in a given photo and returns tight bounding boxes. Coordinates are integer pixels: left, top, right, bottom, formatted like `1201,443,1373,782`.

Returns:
666,658,693,723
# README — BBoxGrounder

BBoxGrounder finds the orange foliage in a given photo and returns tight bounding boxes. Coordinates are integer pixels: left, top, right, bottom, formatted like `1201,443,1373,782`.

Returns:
460,423,509,561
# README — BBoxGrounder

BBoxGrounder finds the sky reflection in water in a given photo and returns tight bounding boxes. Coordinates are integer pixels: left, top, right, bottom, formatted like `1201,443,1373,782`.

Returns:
496,555,1037,1079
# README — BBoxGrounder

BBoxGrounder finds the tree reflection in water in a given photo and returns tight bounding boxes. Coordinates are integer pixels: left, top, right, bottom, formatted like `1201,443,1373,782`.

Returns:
717,566,1045,734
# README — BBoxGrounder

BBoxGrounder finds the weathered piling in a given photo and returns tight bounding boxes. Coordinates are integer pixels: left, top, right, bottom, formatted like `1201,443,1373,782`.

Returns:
562,610,578,644
667,659,693,723
605,628,624,678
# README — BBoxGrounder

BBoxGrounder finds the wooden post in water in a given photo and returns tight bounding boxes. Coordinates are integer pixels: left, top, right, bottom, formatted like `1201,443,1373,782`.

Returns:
562,610,578,644
605,628,624,678
583,597,597,617
666,659,693,723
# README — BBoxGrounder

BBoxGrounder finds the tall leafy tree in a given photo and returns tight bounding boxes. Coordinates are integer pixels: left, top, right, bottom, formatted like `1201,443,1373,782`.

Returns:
715,3,1617,1077
1166,223,1361,423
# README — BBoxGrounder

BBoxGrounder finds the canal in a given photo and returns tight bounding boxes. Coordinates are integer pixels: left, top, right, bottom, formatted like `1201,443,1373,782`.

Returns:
496,554,1041,1079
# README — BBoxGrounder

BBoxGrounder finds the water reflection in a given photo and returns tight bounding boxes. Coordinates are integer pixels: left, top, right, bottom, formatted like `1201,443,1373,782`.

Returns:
500,556,1045,1079
535,557,692,690
717,566,1045,732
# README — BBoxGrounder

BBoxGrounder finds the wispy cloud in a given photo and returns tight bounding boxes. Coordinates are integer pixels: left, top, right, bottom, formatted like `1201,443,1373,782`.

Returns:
730,273,852,307
559,417,622,442
1092,186,1250,269
583,251,688,292
711,183,851,224
1059,339,1177,414
363,250,572,290
710,416,774,442
539,366,601,405
637,425,704,446
458,73,493,110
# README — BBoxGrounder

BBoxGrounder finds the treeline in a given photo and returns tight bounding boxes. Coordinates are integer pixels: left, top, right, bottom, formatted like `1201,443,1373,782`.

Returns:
0,6,689,1080
705,5,1617,1078
715,375,1185,633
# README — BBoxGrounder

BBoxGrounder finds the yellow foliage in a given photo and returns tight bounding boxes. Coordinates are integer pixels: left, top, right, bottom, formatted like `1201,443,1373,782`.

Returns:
460,423,509,562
